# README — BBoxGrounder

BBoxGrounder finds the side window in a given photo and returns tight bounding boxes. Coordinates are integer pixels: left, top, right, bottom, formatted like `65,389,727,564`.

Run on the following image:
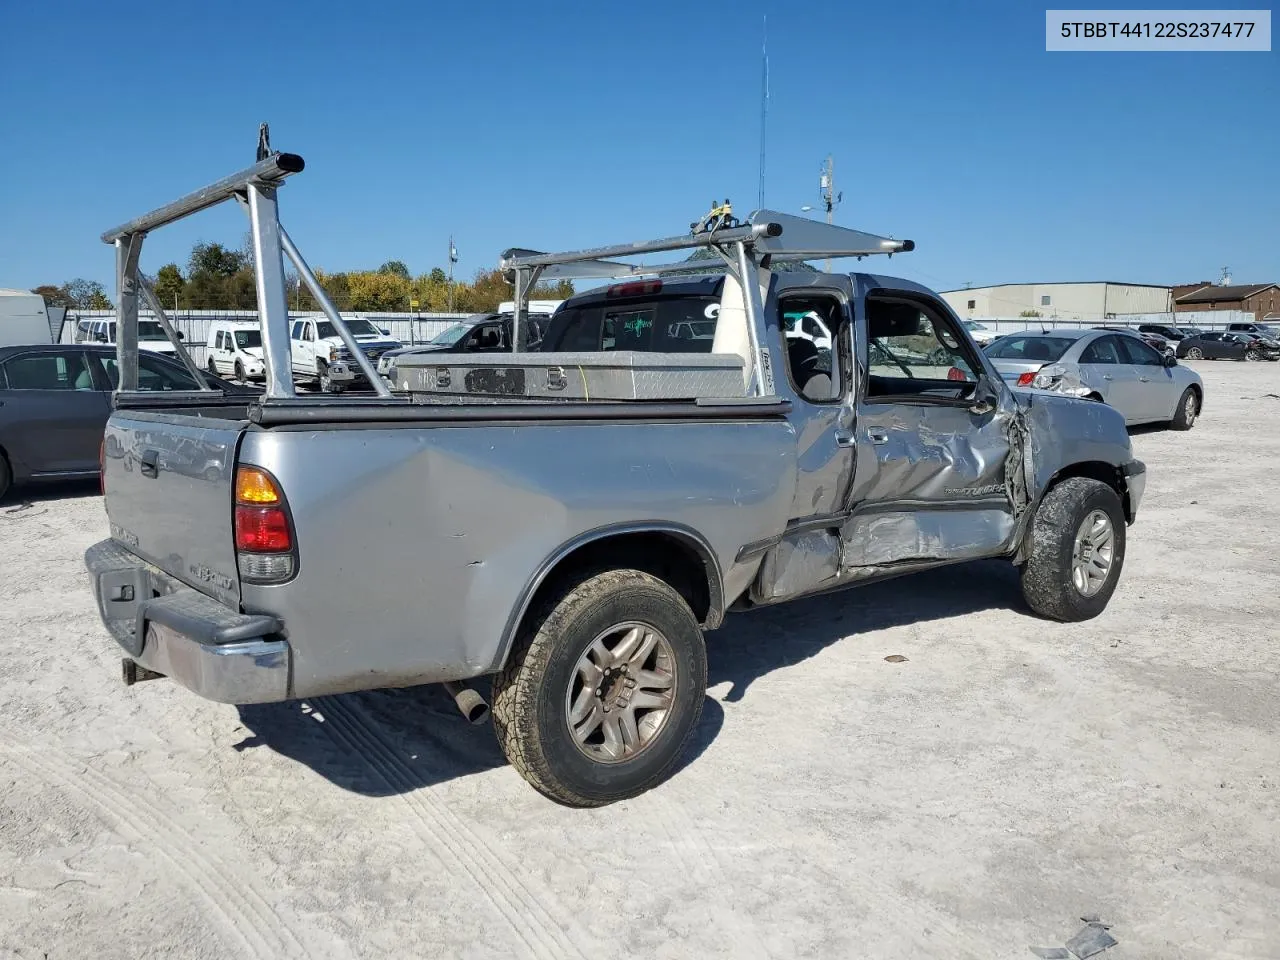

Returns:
779,295,845,403
1080,336,1122,364
303,324,314,342
290,322,301,340
1119,336,1162,366
864,297,978,399
136,354,199,391
2,352,94,391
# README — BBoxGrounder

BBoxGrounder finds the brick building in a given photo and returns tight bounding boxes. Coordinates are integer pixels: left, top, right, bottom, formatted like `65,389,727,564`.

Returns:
1174,283,1280,320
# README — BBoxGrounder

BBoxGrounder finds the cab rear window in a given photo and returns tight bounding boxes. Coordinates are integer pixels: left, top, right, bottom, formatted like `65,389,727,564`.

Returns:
540,296,720,353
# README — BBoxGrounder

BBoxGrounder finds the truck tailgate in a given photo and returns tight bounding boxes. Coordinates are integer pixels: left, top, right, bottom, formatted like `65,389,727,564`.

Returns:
103,411,247,607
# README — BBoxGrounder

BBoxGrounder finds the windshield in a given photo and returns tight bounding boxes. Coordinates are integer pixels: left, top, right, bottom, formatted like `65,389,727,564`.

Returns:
431,323,473,345
234,330,262,349
985,335,1075,362
316,317,379,339
137,321,168,342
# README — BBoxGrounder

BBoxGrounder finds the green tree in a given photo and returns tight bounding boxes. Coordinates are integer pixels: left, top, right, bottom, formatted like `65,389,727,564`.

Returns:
189,242,247,277
63,278,111,309
154,264,185,309
428,267,448,285
378,260,411,280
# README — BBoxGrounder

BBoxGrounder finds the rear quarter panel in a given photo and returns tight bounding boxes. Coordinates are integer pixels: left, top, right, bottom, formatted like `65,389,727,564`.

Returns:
239,418,797,697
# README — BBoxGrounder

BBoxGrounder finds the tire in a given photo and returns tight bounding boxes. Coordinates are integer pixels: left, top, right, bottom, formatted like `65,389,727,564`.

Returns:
234,360,246,383
0,453,11,502
1185,347,1203,360
1020,477,1126,623
492,569,707,807
1246,350,1261,362
207,357,218,375
1169,387,1199,431
317,360,335,393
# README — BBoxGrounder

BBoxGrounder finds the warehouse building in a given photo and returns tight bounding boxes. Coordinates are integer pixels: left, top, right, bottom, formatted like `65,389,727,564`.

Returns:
940,282,1172,321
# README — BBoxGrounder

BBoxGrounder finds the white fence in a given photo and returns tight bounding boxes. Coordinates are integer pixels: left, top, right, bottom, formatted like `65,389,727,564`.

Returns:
61,310,471,365
971,310,1253,335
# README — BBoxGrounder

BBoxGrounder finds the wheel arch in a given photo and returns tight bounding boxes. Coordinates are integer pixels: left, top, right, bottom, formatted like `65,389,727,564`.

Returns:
495,523,725,672
1015,459,1132,564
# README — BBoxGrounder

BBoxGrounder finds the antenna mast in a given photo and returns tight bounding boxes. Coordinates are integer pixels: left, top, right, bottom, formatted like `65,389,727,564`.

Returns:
757,15,768,210
819,155,842,270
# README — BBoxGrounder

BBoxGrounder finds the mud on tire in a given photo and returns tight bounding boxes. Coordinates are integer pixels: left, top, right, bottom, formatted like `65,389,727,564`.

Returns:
1020,477,1126,623
492,569,707,807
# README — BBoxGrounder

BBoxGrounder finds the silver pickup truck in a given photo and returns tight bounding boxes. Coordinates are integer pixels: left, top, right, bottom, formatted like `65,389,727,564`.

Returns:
85,152,1145,806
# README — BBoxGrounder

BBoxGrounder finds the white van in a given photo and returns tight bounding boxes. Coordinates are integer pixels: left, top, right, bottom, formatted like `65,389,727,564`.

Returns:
0,290,54,347
74,317,182,355
205,320,266,381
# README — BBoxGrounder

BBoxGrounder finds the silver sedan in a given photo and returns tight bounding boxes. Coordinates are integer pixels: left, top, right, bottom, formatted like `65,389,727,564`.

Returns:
984,328,1204,428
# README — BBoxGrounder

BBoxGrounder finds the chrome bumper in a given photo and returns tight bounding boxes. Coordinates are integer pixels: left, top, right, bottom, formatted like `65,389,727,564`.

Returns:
84,539,290,704
1123,460,1147,521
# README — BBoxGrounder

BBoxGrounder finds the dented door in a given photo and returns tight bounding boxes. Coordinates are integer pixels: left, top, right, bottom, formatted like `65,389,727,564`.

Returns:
840,288,1021,569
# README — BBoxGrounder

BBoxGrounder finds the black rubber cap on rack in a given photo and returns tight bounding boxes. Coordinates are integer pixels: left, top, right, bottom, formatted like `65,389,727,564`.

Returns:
763,222,783,237
275,153,306,173
899,239,916,252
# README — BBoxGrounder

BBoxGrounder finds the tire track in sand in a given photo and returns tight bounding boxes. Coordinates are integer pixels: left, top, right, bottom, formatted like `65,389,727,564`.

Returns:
0,742,306,960
311,695,595,960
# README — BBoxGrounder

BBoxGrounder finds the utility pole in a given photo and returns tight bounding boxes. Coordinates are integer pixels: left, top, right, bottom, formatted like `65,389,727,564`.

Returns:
819,155,842,271
448,236,458,313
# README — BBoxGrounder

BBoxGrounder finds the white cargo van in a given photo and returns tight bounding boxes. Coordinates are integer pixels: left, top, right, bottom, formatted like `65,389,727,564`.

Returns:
205,320,266,381
0,290,54,347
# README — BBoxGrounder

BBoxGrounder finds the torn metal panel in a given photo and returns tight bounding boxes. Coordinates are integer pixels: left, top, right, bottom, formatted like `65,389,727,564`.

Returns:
751,530,841,602
840,507,1014,567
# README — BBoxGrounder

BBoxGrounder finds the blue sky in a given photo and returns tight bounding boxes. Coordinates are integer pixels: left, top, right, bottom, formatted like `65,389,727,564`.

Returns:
1,0,1275,295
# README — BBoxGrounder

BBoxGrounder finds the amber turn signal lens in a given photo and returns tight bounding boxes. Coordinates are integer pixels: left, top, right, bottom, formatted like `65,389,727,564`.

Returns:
235,466,281,504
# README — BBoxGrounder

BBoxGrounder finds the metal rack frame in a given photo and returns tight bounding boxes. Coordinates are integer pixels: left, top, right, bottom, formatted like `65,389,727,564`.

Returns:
500,208,913,396
102,149,394,401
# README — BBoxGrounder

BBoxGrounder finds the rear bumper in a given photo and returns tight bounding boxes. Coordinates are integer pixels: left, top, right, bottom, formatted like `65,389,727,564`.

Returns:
84,539,290,704
1123,459,1146,521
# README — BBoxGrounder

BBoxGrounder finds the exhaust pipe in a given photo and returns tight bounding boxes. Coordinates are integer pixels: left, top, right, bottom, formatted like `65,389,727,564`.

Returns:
443,681,490,725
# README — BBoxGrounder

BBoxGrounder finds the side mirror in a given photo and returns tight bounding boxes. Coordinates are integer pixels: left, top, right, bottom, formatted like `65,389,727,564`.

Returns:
379,327,390,336
968,376,999,416
1163,353,1178,367
176,331,186,340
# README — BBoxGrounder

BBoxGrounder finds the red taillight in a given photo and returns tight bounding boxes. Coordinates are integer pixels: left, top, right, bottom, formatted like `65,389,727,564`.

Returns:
235,505,292,552
606,280,662,298
946,366,968,382
1016,372,1036,386
233,466,292,553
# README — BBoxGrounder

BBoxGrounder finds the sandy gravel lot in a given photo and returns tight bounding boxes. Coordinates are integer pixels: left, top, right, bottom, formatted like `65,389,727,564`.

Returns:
2,362,1278,960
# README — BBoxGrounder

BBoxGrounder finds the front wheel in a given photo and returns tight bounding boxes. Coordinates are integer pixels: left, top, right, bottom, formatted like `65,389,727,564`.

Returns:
234,360,246,383
1170,387,1199,431
1020,477,1126,622
207,357,218,375
1246,350,1261,362
0,454,11,501
1184,347,1203,360
317,360,343,393
492,569,707,807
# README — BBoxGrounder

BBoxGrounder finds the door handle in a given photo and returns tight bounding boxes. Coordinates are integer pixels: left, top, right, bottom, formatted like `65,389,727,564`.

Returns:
1102,375,1114,381
1138,377,1151,382
139,450,159,479
866,427,888,445
835,432,857,447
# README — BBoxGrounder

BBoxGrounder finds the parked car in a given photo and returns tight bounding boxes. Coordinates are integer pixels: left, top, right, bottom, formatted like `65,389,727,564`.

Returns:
75,318,185,356
1227,322,1280,339
289,315,401,392
377,313,552,385
1094,325,1171,356
1138,323,1198,342
85,172,1150,806
0,344,255,500
783,310,834,352
962,319,998,346
1176,331,1280,361
985,329,1203,428
206,320,266,382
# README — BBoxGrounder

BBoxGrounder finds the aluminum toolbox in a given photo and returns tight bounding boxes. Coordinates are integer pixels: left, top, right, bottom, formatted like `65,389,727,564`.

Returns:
394,351,747,401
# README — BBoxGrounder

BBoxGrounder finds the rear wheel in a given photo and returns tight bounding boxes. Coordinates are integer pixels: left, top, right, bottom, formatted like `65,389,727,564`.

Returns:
1021,478,1126,622
207,357,218,375
492,569,707,807
0,453,11,501
1170,387,1199,431
1246,350,1261,362
1184,346,1203,360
